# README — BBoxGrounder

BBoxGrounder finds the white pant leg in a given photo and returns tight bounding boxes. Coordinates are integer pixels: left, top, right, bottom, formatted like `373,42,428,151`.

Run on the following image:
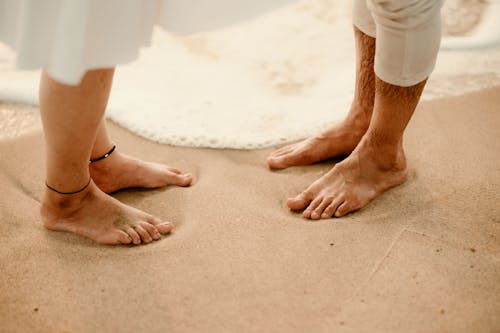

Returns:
353,0,376,38
353,0,443,87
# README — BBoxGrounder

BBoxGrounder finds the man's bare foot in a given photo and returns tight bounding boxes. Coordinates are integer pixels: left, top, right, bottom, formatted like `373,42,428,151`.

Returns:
267,108,371,169
40,181,173,245
89,151,193,193
287,137,408,219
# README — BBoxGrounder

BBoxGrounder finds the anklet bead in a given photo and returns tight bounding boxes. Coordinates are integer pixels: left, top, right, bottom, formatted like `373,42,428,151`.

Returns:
90,145,116,163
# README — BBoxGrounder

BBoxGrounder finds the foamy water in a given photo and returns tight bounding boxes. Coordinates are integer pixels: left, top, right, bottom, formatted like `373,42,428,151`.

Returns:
0,0,499,149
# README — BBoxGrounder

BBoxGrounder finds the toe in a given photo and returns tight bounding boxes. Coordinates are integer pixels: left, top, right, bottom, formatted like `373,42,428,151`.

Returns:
267,146,298,169
312,197,333,220
156,222,173,235
303,197,322,219
126,228,141,245
141,221,161,241
267,155,288,169
170,172,193,187
167,167,182,174
146,216,173,235
321,198,344,219
117,230,133,244
335,201,351,217
134,225,152,243
96,229,131,245
287,191,313,211
268,149,307,169
270,145,294,157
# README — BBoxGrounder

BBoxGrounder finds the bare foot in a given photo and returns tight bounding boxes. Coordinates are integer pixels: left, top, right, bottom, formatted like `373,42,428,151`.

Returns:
40,181,173,245
267,109,371,169
287,138,408,219
90,151,193,193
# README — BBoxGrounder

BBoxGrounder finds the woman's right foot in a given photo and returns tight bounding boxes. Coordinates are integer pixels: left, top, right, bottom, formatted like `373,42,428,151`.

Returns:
267,107,372,169
40,181,172,245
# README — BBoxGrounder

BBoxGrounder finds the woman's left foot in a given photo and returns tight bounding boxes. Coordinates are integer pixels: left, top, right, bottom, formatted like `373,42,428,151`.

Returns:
90,151,193,193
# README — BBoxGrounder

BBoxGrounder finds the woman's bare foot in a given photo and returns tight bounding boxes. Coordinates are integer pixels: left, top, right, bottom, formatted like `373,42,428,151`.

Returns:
40,181,173,245
89,151,193,193
287,137,408,219
267,108,371,169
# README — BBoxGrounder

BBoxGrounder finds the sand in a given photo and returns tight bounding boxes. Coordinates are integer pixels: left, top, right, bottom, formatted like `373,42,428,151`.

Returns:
0,87,499,332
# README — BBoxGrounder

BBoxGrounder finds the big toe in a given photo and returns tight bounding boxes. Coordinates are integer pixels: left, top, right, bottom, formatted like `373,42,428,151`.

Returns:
287,192,312,211
98,230,133,245
156,222,173,235
117,230,133,245
267,155,284,169
168,172,193,187
267,153,296,169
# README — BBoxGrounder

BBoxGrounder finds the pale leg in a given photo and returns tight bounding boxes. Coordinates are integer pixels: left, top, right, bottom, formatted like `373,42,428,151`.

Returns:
89,119,193,194
39,69,172,244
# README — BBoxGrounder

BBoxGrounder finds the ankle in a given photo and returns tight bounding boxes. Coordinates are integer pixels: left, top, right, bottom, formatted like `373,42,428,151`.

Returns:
41,184,93,217
89,144,119,172
346,103,372,130
89,151,122,173
359,136,406,172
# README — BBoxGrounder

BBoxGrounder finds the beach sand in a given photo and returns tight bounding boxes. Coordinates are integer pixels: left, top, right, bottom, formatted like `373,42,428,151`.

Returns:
0,87,499,332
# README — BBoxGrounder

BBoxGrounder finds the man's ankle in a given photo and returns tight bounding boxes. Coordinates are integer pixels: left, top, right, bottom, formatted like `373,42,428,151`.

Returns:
359,134,406,170
348,103,372,127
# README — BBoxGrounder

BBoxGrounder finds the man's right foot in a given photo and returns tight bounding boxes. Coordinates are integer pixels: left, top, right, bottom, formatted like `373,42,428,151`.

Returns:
40,181,172,245
267,107,372,169
287,136,408,219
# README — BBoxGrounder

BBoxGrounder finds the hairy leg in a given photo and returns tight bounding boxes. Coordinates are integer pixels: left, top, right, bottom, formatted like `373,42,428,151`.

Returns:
267,26,376,169
39,69,172,245
288,77,426,219
89,120,192,193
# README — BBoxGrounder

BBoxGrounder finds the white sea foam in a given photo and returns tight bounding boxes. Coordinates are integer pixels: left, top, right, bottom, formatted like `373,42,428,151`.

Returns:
0,0,499,149
441,0,500,50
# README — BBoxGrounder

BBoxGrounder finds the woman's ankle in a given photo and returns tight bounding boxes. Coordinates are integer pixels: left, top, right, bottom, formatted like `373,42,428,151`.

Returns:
41,181,94,217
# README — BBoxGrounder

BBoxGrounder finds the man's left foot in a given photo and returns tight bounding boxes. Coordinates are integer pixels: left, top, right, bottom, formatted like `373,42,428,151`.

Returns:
90,151,193,193
267,108,371,169
287,137,408,219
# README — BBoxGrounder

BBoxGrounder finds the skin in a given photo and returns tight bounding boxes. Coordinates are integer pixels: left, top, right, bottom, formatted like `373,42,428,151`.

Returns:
267,26,427,219
39,69,193,245
90,120,193,193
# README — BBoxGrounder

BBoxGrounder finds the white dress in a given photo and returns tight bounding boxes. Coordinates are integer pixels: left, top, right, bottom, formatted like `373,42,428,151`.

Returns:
0,0,295,85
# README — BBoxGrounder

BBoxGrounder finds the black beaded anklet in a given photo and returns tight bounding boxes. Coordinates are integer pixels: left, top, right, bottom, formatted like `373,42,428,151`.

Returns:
45,178,92,195
89,145,116,163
